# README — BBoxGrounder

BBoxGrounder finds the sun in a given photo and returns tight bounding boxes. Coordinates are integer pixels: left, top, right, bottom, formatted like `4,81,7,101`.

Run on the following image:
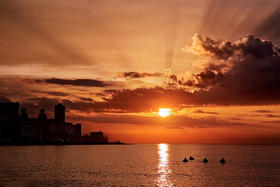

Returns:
158,108,171,117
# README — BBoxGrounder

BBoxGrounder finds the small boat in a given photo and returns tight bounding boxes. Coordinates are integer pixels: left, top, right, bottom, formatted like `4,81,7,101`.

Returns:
183,157,188,162
220,158,226,163
189,156,194,160
203,158,208,163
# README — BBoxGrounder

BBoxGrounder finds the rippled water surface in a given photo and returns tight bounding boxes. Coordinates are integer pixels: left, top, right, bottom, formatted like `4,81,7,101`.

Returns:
1,144,280,186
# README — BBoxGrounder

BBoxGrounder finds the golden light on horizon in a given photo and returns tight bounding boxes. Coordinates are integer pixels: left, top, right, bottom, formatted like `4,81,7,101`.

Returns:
158,108,171,118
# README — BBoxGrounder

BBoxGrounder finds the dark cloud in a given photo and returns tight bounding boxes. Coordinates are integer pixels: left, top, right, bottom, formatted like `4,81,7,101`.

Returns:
253,110,273,113
35,78,111,87
167,63,227,89
116,72,162,79
197,35,280,96
185,69,225,89
194,110,219,115
167,34,280,105
193,34,278,59
198,36,235,59
79,97,93,102
265,114,280,118
103,89,118,93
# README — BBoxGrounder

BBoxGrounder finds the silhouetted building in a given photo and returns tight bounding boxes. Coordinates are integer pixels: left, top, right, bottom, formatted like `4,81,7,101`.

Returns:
20,108,28,120
55,103,65,123
65,123,81,137
90,131,104,138
0,102,82,144
80,131,108,144
0,102,20,144
0,102,19,121
0,102,116,145
38,109,47,120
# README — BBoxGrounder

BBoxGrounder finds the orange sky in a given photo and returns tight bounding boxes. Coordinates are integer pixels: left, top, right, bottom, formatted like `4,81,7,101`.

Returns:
1,0,280,143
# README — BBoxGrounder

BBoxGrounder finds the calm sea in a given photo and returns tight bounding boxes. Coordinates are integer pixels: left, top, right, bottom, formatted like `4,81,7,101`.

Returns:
0,144,280,186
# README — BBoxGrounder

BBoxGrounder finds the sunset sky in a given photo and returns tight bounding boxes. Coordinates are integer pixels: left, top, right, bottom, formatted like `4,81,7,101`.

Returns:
1,0,280,143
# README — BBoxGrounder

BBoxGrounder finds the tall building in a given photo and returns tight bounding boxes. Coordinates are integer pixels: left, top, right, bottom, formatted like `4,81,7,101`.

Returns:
55,103,65,123
20,108,28,120
38,109,47,120
0,102,19,121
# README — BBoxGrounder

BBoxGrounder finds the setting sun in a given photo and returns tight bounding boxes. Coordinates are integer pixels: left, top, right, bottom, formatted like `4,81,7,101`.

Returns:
158,108,171,117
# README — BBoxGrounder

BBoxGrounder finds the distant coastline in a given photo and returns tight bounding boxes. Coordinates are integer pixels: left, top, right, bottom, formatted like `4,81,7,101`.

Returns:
0,142,127,146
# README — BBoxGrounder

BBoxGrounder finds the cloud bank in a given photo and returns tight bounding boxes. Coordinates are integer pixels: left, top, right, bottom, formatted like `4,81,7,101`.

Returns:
1,34,280,113
116,72,162,79
36,78,111,87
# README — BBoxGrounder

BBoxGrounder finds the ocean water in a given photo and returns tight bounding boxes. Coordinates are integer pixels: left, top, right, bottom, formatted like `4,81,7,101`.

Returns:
0,144,280,186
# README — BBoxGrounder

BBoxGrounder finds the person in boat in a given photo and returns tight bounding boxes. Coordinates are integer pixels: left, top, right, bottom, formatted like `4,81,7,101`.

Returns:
203,158,208,163
220,158,226,163
183,157,188,162
189,156,194,160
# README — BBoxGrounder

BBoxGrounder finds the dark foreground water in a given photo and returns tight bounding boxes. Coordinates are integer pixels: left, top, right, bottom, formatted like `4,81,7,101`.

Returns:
0,144,280,186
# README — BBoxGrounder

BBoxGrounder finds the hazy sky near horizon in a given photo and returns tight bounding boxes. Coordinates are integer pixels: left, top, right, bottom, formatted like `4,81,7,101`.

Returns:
1,0,280,143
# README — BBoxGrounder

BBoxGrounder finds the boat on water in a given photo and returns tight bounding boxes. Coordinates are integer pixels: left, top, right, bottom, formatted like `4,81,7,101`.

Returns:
203,158,208,163
189,156,194,160
183,157,188,162
220,158,226,163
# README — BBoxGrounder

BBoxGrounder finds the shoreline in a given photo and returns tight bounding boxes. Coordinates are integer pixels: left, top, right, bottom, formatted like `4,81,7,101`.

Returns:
0,142,132,146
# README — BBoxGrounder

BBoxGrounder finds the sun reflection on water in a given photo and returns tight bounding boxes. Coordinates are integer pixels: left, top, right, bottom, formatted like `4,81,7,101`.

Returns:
156,144,173,187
